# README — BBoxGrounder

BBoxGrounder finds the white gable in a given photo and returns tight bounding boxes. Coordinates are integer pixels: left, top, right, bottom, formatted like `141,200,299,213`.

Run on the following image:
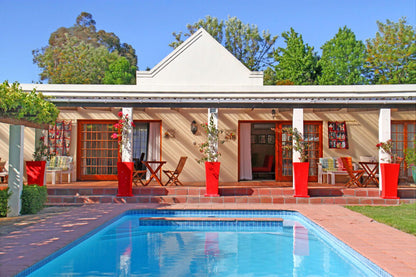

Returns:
136,28,263,86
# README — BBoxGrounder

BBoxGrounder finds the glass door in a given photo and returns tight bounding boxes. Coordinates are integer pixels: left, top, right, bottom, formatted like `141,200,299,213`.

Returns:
78,120,118,180
392,121,416,182
251,123,276,180
276,122,322,181
132,123,149,170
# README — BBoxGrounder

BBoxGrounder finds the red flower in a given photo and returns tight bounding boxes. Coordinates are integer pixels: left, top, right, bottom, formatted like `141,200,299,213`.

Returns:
111,133,118,139
376,143,382,148
114,123,120,129
131,122,136,127
118,111,123,117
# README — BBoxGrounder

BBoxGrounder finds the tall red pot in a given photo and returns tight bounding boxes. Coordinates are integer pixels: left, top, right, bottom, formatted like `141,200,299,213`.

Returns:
26,161,46,186
293,162,309,197
380,163,400,199
117,161,134,197
205,162,220,197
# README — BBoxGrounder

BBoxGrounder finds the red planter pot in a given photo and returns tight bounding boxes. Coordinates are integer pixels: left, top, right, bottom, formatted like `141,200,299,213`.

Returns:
117,161,134,197
293,162,310,197
380,163,400,199
205,162,220,197
26,161,46,186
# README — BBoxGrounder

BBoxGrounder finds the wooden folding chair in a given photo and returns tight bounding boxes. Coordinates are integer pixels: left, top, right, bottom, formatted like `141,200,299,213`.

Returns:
133,153,147,186
163,157,187,186
341,157,364,187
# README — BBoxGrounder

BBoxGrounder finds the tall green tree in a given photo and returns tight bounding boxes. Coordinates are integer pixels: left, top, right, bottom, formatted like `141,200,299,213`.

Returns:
318,26,367,85
33,12,138,84
103,56,137,84
271,28,319,85
34,35,119,84
170,16,277,71
365,17,416,84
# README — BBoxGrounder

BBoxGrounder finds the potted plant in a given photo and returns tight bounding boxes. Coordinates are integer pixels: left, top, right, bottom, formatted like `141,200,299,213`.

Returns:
376,140,401,199
112,111,135,197
283,127,309,197
404,144,416,183
26,136,54,186
196,114,228,197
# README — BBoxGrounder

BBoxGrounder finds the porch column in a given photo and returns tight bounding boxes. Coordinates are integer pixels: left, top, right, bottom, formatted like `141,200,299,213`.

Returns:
8,125,25,217
292,108,304,189
379,108,391,192
208,108,219,157
121,107,133,163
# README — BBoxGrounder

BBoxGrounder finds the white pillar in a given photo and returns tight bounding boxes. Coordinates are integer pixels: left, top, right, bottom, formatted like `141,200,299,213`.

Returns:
292,108,304,189
121,107,133,163
379,108,391,191
292,108,304,163
208,108,219,161
8,125,25,217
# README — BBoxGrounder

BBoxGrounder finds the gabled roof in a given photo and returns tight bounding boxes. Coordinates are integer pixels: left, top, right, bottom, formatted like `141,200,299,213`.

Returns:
136,28,263,86
18,28,416,109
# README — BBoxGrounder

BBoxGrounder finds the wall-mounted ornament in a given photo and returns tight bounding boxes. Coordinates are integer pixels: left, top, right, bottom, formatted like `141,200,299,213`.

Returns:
191,120,198,134
164,129,176,138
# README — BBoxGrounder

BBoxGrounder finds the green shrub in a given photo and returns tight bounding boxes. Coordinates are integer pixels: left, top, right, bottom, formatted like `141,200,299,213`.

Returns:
0,187,11,217
20,185,48,215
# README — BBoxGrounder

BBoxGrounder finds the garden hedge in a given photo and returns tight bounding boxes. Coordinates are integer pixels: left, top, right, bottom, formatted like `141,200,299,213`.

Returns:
0,187,11,217
20,185,48,215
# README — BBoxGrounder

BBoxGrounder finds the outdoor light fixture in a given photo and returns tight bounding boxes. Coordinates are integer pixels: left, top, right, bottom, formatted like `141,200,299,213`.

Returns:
271,109,276,119
191,120,198,134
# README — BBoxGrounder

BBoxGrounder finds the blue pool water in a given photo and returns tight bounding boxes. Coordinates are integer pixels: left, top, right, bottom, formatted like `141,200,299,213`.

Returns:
19,210,390,277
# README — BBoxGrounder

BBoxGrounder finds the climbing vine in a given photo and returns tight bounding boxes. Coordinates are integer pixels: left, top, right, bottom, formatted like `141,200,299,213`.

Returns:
0,81,59,126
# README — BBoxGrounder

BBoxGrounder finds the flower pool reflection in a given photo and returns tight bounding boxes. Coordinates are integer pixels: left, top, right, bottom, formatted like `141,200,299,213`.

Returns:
20,210,390,277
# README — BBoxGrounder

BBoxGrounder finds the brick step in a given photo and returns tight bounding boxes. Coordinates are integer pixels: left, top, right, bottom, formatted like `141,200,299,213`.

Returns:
46,194,415,205
46,187,416,198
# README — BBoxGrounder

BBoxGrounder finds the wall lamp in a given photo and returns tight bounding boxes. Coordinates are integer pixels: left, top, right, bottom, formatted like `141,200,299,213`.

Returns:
191,120,198,134
271,109,276,119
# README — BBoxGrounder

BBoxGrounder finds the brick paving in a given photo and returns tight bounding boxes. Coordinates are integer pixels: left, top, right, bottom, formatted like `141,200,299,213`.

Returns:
0,203,415,277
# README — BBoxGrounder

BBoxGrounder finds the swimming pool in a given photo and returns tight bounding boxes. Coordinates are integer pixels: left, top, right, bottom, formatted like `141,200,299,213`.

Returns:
18,209,391,276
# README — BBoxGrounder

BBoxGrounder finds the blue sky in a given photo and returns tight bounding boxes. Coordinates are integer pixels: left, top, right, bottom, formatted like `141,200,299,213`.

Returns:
0,0,414,84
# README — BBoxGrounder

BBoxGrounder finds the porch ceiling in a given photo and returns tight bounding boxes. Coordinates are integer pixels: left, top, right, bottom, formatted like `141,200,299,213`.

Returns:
20,84,416,109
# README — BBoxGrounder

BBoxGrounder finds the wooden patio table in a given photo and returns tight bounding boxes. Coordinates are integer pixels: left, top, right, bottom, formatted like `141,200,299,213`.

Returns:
142,161,166,186
359,161,379,187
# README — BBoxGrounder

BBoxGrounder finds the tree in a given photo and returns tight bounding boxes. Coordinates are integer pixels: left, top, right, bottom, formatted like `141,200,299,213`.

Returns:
271,28,319,85
170,16,224,49
103,56,137,84
365,17,416,84
170,16,278,71
34,35,119,84
318,26,368,85
33,12,138,84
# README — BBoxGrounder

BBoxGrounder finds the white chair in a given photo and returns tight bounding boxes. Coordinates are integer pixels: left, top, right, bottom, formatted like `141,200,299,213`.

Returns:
60,156,75,183
0,161,8,183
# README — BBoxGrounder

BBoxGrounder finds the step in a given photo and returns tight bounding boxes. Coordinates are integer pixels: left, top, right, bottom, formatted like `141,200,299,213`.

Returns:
46,194,415,205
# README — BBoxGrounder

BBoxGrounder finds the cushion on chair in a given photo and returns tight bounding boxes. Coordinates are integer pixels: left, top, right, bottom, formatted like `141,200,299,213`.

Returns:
46,156,56,169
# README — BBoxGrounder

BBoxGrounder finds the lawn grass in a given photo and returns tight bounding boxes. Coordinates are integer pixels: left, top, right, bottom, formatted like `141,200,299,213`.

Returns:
346,203,416,236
